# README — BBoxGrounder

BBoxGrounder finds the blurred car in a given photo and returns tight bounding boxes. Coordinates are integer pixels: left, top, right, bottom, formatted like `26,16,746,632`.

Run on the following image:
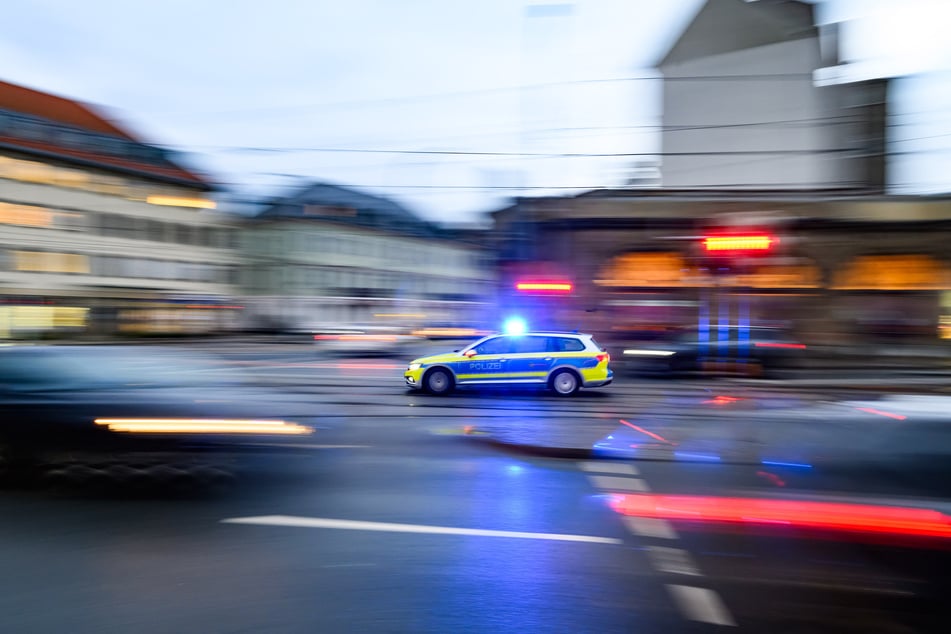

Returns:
312,326,419,357
404,331,612,396
617,326,807,376
0,345,316,487
410,324,491,340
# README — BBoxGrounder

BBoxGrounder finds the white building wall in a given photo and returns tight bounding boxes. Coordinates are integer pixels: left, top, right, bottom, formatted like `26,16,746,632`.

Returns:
661,38,861,189
239,220,494,332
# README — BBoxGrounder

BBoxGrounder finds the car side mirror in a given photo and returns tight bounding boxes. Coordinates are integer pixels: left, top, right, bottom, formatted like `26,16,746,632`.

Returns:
463,349,477,358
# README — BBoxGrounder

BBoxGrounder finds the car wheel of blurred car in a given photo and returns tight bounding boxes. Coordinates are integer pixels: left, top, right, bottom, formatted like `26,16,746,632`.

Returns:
424,368,454,395
550,369,580,396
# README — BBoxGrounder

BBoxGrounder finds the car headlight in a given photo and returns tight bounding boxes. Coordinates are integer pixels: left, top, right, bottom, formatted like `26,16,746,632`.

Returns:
94,418,312,435
408,363,421,371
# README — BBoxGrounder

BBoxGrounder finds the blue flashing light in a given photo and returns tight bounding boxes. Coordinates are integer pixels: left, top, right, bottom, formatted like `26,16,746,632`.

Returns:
506,465,524,474
503,317,527,335
761,460,813,469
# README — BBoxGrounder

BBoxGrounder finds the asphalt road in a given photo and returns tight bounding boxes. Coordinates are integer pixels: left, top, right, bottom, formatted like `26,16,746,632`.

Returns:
1,343,949,633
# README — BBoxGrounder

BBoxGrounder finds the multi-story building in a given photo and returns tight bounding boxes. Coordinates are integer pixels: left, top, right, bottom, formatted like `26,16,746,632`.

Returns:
492,189,951,346
0,80,240,337
485,1,951,348
240,182,494,332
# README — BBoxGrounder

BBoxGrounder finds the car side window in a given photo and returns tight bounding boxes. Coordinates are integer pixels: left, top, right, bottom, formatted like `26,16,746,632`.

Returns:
513,336,549,354
548,337,584,352
474,337,514,355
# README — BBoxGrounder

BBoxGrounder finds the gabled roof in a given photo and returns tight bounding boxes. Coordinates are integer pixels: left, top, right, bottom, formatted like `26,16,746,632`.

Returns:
658,0,816,68
0,80,135,140
257,182,444,238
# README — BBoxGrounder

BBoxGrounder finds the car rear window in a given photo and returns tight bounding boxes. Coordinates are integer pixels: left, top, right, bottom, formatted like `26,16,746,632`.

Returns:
550,337,585,352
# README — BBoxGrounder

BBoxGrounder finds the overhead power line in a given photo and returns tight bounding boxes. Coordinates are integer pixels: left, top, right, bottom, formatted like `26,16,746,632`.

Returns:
142,74,817,119
161,115,937,158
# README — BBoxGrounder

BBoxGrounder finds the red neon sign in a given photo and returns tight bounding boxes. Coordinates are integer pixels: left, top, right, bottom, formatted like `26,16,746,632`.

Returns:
703,235,775,252
515,282,573,292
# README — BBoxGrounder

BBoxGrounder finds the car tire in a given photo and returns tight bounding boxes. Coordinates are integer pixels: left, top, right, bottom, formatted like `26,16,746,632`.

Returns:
424,368,454,395
550,369,580,396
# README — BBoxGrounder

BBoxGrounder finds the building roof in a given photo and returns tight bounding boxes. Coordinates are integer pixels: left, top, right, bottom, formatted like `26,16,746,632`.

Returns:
496,188,951,208
256,182,446,239
658,0,816,68
0,79,211,190
0,80,136,139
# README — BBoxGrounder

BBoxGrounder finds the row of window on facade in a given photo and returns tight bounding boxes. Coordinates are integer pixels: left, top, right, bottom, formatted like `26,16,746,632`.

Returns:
0,155,213,207
0,110,165,163
244,266,489,298
0,200,236,249
256,230,487,273
1,250,236,285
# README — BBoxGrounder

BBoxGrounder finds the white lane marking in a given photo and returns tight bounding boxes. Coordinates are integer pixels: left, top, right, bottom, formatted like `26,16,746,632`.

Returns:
588,475,649,492
578,461,640,476
646,546,701,577
622,516,679,540
666,585,736,626
221,516,623,545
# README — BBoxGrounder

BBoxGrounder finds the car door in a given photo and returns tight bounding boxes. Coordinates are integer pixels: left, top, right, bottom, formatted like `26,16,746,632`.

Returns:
503,336,554,382
454,336,517,385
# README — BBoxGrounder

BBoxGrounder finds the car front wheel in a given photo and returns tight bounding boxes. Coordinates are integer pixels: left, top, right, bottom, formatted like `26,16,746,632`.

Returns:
424,368,454,395
550,370,580,396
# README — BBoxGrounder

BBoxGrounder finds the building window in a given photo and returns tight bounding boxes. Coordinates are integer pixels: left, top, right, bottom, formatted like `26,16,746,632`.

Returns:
13,251,89,274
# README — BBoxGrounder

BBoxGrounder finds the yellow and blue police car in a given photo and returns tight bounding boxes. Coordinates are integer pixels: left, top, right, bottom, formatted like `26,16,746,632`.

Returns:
403,331,612,396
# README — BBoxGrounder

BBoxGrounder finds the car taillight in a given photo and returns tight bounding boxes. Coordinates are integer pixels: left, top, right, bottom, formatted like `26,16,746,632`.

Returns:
596,353,610,363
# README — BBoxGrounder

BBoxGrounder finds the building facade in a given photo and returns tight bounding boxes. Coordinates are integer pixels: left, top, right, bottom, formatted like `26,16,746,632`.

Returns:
240,183,494,332
0,81,240,337
658,0,886,191
493,190,951,346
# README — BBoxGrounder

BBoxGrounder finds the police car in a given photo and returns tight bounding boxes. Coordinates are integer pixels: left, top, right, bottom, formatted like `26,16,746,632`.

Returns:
403,331,612,396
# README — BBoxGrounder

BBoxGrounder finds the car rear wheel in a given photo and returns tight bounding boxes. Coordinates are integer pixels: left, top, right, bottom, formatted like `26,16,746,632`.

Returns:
424,368,454,395
550,370,580,396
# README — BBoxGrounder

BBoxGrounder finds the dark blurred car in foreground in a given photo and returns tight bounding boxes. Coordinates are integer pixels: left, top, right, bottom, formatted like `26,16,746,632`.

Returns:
616,326,807,377
0,345,317,488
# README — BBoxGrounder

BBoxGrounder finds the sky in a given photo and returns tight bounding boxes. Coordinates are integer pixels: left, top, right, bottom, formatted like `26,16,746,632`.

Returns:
2,0,950,224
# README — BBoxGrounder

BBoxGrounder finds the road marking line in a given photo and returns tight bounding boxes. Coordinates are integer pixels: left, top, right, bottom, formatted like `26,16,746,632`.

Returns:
578,461,640,476
646,546,701,577
666,585,736,626
221,515,623,545
623,516,679,540
588,475,649,492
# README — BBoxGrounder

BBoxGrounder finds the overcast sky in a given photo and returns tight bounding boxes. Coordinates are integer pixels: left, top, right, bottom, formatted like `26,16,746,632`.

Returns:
2,0,950,223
